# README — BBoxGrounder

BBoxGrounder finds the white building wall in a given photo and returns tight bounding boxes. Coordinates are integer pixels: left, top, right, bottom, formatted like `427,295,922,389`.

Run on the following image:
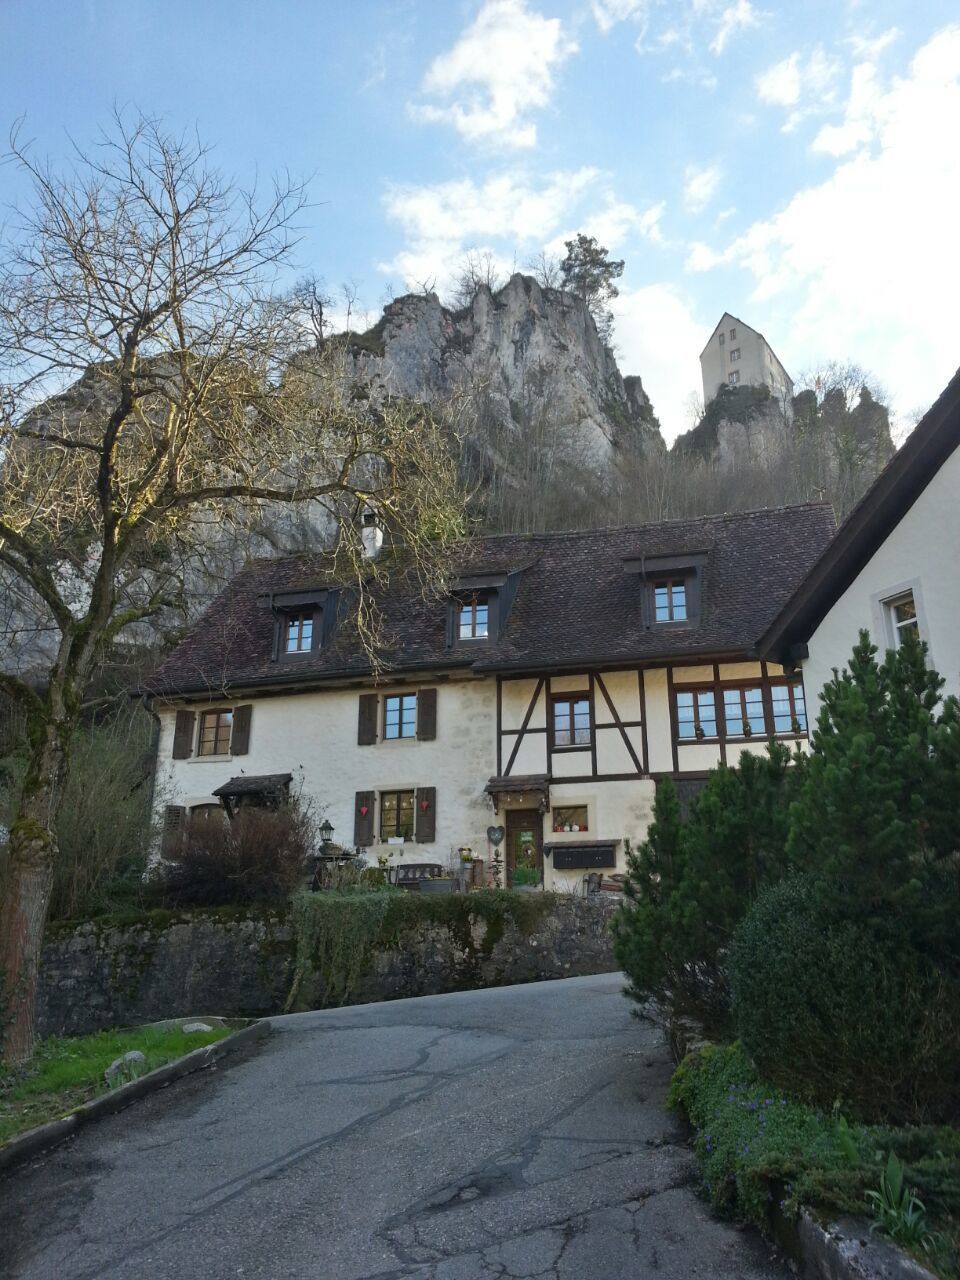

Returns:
700,313,793,407
155,676,496,870
802,445,960,709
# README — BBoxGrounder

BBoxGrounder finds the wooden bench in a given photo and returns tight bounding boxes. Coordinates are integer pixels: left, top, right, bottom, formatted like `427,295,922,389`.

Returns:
387,863,447,890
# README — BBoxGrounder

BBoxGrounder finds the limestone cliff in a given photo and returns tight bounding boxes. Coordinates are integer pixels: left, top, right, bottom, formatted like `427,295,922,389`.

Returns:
334,273,662,462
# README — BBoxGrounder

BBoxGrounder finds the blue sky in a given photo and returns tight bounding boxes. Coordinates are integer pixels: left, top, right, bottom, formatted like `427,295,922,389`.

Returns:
2,0,959,440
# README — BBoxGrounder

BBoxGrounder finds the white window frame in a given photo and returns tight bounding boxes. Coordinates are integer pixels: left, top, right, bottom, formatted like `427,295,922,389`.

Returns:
870,579,932,663
728,370,740,385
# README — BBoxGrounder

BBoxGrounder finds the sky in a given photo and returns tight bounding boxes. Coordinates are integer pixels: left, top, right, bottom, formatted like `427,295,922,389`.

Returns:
1,0,959,442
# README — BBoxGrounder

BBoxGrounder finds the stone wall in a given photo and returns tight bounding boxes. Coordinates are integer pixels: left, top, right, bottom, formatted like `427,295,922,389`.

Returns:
37,896,619,1037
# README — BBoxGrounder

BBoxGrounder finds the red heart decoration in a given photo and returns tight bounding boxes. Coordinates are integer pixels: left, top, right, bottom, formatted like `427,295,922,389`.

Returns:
420,799,430,811
359,805,369,817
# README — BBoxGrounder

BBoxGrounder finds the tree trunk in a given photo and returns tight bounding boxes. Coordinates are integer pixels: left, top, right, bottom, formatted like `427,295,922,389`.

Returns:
0,719,69,1065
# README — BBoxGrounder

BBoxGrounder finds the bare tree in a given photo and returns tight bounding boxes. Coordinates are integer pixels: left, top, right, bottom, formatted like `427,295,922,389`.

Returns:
527,250,562,291
449,250,504,310
0,113,464,1063
290,273,329,351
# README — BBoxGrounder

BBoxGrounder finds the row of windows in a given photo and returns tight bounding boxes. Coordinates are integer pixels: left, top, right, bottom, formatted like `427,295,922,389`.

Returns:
676,682,806,741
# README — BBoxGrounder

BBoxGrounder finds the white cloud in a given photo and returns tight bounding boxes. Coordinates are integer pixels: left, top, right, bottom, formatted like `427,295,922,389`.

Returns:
709,0,762,56
379,168,601,290
591,0,647,34
811,61,881,155
755,46,842,129
688,25,960,426
846,26,899,61
611,284,707,442
411,0,577,148
683,162,722,212
755,52,802,106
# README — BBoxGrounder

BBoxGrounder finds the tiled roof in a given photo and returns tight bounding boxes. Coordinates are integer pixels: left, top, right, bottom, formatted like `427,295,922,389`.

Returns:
143,504,836,698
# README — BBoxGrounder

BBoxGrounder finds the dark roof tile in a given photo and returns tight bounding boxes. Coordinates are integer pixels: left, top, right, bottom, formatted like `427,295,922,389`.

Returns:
144,503,837,697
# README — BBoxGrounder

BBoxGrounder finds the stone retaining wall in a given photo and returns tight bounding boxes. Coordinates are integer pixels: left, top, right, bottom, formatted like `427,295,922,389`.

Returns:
37,896,618,1037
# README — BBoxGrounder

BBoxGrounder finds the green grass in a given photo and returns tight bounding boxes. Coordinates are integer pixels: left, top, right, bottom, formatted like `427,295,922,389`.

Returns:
0,1023,232,1145
668,1044,960,1279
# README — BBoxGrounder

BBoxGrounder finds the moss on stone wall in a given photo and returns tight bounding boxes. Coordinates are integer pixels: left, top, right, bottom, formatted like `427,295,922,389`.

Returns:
286,889,560,1012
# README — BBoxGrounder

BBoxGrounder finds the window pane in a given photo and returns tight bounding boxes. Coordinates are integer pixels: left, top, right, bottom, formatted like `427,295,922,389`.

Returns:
300,616,313,649
793,686,807,732
398,792,414,838
216,712,232,754
671,583,687,620
554,702,571,746
723,689,744,736
676,691,695,738
697,691,716,737
744,687,765,735
573,698,591,744
893,597,916,626
771,686,793,733
655,584,669,622
384,695,400,739
380,792,398,838
475,603,489,637
401,694,417,737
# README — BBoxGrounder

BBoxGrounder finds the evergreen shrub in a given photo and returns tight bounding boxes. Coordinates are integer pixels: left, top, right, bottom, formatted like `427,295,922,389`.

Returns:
730,877,960,1126
611,742,799,1029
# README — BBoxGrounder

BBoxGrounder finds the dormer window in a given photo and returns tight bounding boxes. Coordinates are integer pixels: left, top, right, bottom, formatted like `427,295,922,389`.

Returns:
654,579,687,623
284,611,314,654
458,593,489,640
259,587,333,661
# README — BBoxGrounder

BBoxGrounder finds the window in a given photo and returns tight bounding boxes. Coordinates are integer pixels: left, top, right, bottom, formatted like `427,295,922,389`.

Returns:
729,326,737,339
384,693,417,740
197,709,233,756
380,790,415,840
552,804,589,833
676,689,717,740
653,579,687,622
552,695,591,749
723,687,765,737
284,611,313,654
886,591,919,648
770,682,806,734
728,370,740,385
729,347,741,362
718,332,725,346
458,593,489,640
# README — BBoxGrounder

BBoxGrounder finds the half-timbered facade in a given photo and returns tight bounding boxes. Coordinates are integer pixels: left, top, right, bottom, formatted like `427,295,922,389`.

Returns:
144,504,835,890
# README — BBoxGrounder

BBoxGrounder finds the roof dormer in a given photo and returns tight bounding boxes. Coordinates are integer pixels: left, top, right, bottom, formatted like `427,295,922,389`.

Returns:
622,551,709,629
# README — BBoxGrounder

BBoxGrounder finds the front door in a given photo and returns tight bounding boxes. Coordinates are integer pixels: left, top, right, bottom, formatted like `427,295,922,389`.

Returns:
505,809,543,888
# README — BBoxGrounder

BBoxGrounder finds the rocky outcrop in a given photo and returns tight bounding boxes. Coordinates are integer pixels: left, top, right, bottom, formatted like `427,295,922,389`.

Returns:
336,274,662,462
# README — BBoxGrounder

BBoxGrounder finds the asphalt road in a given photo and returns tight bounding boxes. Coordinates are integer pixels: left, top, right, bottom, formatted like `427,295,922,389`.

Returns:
0,973,790,1279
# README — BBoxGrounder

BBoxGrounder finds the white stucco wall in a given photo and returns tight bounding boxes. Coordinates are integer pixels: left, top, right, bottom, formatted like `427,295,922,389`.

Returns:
155,675,496,871
802,445,960,709
700,314,793,405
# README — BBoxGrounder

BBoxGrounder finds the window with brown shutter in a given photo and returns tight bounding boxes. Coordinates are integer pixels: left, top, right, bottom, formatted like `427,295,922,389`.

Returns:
358,694,378,745
417,688,437,741
172,710,195,759
197,709,233,756
415,786,436,843
354,790,375,846
231,705,252,755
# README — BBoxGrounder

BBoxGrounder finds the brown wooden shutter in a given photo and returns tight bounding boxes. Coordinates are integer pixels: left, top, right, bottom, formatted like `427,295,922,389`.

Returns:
357,693,378,745
417,688,437,741
161,804,186,855
230,704,252,755
354,790,375,846
415,786,436,844
172,710,195,759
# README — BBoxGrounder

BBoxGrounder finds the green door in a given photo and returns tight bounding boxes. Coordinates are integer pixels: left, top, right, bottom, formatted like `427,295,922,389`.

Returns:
506,810,543,888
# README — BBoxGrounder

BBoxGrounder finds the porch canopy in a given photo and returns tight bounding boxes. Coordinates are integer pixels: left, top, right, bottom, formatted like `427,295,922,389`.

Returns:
212,772,293,817
484,774,551,814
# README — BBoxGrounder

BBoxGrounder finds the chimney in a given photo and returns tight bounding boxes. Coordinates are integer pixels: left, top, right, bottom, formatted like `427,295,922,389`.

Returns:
360,510,384,561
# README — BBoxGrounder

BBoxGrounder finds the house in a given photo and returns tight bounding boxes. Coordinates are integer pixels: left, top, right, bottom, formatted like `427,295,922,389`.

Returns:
700,312,793,408
760,368,960,707
143,504,835,890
